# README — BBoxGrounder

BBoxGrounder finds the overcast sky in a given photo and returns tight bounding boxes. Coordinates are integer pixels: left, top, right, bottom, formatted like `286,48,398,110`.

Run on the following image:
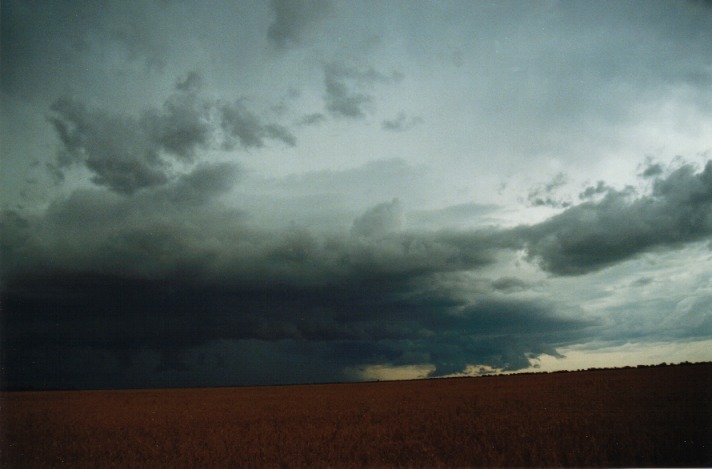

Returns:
2,0,712,390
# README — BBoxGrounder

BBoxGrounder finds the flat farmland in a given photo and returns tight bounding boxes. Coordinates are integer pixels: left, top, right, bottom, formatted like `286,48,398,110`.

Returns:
2,363,710,467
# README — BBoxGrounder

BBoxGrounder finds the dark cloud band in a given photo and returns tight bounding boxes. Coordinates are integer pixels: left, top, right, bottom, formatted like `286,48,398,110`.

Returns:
2,161,711,389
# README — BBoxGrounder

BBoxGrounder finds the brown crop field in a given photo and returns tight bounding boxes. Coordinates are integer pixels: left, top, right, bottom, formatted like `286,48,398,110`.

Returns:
1,363,710,467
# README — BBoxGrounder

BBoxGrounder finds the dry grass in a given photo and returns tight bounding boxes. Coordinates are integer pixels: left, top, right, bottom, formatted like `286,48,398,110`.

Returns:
1,363,710,467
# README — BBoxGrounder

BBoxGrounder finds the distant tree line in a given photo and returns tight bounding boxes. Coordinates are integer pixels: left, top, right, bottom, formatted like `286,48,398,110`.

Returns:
507,360,710,377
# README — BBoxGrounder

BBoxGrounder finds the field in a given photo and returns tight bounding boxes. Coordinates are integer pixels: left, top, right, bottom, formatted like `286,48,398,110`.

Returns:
1,363,710,467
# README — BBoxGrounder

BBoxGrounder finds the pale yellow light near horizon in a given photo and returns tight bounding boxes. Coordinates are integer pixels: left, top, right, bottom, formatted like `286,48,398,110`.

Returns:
530,339,712,373
349,339,712,382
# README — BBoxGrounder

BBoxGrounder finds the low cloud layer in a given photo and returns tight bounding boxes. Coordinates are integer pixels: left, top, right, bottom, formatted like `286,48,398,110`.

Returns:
3,158,710,389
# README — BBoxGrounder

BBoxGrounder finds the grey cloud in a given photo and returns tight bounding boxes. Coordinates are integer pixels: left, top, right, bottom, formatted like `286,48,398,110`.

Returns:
491,277,531,293
687,0,712,9
1,0,166,98
407,203,500,230
5,0,712,391
49,96,172,194
419,1,712,161
296,112,327,126
579,181,611,200
146,107,211,161
324,71,371,118
529,197,571,209
527,172,571,208
351,198,404,238
642,163,665,179
2,265,590,389
519,161,712,275
2,191,498,290
260,158,433,210
0,210,33,280
630,276,654,288
381,112,423,132
323,62,395,119
236,159,442,233
220,101,296,149
5,160,711,390
268,0,331,49
175,71,202,92
0,165,242,285
2,182,587,389
460,299,586,336
106,1,172,71
145,72,213,160
165,162,241,206
48,73,294,194
663,296,712,339
423,298,594,374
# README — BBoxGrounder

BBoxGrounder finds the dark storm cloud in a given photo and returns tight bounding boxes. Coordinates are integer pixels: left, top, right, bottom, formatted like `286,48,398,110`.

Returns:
4,0,712,391
1,264,590,388
423,298,591,375
1,193,497,290
0,161,243,287
4,161,712,389
518,161,712,275
48,73,294,194
267,0,332,49
1,184,592,389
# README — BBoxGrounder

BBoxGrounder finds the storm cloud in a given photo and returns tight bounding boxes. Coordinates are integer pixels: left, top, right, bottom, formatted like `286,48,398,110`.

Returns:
1,179,587,389
3,160,712,388
519,161,712,275
2,1,711,390
48,73,294,194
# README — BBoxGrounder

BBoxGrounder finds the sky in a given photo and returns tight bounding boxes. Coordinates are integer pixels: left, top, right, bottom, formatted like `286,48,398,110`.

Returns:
1,0,712,390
